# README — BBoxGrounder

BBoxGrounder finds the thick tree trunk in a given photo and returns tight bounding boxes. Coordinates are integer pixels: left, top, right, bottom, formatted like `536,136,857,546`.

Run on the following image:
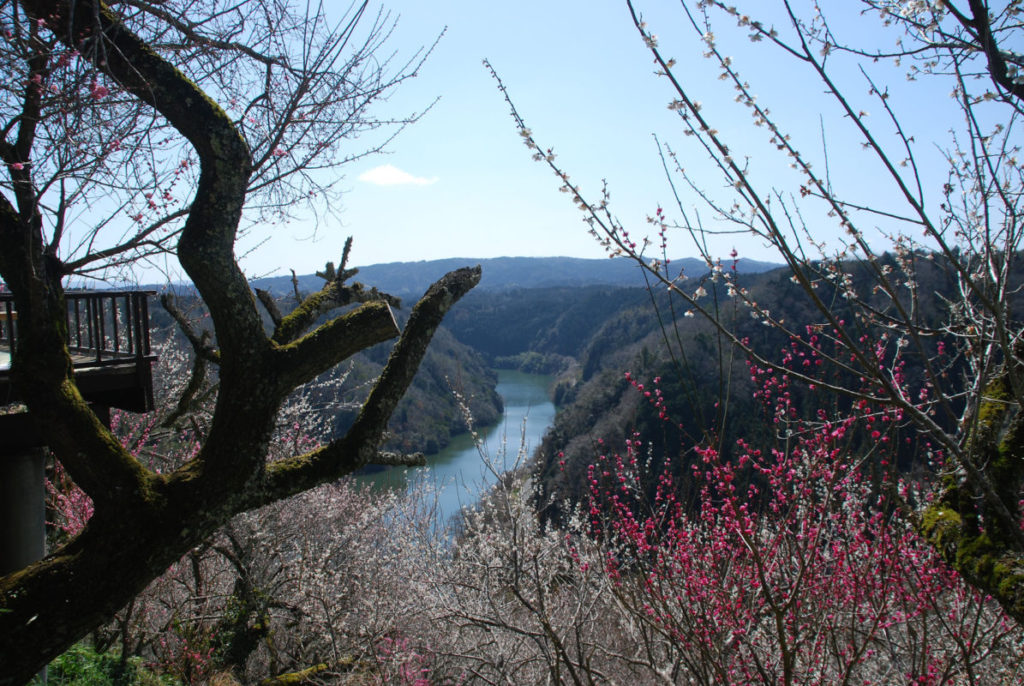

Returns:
0,511,210,684
919,373,1024,624
0,3,482,682
0,267,479,686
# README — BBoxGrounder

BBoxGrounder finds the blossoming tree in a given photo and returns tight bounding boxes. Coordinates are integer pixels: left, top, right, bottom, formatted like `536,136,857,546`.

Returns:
494,0,1024,624
0,1,478,682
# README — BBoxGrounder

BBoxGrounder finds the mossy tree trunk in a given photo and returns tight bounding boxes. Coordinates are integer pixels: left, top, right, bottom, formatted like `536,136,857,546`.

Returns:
919,372,1024,624
0,2,479,683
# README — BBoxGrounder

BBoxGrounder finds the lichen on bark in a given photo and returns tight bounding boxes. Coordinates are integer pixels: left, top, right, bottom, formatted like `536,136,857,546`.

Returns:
0,3,480,683
919,372,1024,623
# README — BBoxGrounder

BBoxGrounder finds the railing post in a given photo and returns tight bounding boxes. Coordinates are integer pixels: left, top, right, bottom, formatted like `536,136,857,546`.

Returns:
125,294,134,357
64,296,70,355
2,299,14,355
142,293,152,356
73,296,82,351
110,294,119,356
132,293,145,360
95,295,105,363
86,294,95,358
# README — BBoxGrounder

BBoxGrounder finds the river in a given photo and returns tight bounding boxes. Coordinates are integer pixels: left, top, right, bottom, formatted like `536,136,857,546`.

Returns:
358,369,555,528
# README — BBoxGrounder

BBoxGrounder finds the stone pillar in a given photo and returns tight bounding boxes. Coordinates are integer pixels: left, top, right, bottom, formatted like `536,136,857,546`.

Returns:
0,448,46,576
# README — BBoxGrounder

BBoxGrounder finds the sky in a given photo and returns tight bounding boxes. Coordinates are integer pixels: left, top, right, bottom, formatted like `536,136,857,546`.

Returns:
229,0,963,280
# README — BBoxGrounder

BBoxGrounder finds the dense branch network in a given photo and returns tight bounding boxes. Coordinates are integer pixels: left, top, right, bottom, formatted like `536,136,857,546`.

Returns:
490,0,1024,623
0,1,473,682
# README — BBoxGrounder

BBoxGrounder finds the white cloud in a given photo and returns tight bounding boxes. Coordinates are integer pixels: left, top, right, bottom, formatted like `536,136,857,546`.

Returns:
358,164,438,186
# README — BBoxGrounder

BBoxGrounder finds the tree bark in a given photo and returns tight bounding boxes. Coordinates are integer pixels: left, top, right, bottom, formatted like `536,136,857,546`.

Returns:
0,2,482,682
919,373,1024,624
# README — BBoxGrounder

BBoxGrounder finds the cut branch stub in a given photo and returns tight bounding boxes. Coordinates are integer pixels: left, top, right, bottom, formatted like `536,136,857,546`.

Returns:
273,278,402,345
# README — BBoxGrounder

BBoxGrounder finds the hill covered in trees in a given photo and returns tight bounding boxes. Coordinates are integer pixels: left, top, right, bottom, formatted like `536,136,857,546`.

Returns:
10,0,1024,680
252,255,781,297
227,255,778,457
159,250,968,492
429,252,968,522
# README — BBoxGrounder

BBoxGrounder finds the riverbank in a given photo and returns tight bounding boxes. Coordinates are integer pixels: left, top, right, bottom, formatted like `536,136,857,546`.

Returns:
358,369,555,527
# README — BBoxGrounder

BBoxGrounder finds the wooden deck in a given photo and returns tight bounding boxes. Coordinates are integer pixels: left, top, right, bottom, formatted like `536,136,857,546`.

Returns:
0,349,108,370
0,290,156,413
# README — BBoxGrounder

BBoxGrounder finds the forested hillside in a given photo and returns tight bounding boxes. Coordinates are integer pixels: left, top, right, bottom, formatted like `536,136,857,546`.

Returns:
7,0,1024,682
444,285,649,363
436,253,971,523
252,255,780,298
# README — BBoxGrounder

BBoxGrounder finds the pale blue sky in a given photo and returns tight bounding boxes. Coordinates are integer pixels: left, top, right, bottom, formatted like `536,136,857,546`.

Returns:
233,1,961,279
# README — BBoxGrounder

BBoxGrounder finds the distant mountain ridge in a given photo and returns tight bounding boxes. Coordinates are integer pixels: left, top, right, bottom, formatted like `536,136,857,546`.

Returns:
251,255,782,297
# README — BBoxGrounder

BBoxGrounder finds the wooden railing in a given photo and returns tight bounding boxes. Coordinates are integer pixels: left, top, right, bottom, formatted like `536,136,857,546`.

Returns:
0,290,155,366
0,296,14,355
0,289,157,413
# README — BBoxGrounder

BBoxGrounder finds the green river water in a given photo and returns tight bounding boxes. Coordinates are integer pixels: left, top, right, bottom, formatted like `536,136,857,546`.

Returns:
358,369,555,528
